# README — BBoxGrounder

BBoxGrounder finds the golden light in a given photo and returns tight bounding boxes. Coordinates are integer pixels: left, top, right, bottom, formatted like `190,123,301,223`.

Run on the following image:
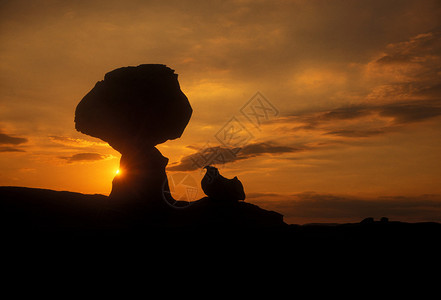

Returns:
115,169,120,175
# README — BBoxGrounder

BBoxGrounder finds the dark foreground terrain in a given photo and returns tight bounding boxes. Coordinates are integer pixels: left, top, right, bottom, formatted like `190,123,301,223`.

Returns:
1,186,440,249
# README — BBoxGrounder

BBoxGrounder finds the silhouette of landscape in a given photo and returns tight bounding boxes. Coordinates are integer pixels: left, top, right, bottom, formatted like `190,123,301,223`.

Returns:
1,64,440,246
1,186,440,245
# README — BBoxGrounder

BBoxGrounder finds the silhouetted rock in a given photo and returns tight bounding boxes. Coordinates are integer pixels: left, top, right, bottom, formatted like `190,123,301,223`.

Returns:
201,166,245,201
381,217,389,223
75,64,192,213
75,64,192,151
361,217,375,224
171,196,285,229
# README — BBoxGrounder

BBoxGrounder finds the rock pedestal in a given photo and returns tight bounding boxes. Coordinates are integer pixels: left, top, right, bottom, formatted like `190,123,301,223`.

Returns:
109,147,170,211
75,64,192,215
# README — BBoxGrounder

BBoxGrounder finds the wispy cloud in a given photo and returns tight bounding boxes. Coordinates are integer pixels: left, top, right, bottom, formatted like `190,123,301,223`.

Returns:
275,30,441,141
0,146,26,153
0,131,28,153
49,135,109,148
168,96,441,171
59,152,112,163
366,30,441,101
168,142,302,171
379,100,441,124
0,132,27,145
277,98,441,139
325,129,385,138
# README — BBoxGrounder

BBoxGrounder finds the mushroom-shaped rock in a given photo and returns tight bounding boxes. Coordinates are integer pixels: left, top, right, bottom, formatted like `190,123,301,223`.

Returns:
201,166,245,201
75,64,192,216
75,64,192,152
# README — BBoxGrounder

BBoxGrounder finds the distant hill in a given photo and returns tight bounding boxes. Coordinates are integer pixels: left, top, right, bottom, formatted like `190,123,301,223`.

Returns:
0,186,107,238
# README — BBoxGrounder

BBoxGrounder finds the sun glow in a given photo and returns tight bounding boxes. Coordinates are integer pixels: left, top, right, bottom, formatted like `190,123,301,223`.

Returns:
115,169,120,175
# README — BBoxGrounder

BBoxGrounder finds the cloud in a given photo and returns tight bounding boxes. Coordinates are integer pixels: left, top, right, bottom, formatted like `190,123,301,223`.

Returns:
322,100,440,125
320,107,371,121
0,132,27,153
238,142,302,157
0,146,26,153
325,129,385,138
59,152,110,163
379,100,441,124
1,0,441,201
375,31,441,66
49,135,109,148
366,30,441,100
250,192,441,224
282,99,441,139
292,30,441,139
168,142,302,171
0,132,27,145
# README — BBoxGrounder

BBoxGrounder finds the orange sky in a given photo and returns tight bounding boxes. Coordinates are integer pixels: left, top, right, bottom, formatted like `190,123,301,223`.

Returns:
1,0,441,224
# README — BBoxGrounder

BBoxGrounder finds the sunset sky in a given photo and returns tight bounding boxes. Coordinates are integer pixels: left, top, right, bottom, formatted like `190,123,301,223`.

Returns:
1,0,441,224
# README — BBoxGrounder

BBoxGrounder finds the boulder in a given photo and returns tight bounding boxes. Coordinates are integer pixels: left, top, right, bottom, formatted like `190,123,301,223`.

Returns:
75,64,192,152
75,64,192,213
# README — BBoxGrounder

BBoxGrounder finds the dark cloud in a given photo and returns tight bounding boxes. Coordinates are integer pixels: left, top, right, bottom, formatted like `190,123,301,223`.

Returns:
420,83,441,98
167,146,237,171
239,143,303,157
379,101,441,124
325,129,385,138
168,142,302,171
0,132,27,145
0,146,25,153
251,192,441,224
59,152,108,163
328,100,440,125
285,99,441,137
320,107,371,121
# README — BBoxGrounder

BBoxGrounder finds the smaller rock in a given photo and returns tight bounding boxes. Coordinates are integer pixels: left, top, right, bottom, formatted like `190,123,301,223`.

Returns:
201,166,245,201
380,217,389,223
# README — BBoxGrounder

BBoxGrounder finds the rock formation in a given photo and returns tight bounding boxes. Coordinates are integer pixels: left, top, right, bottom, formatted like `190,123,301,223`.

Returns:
75,64,285,229
75,64,192,215
201,166,245,201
